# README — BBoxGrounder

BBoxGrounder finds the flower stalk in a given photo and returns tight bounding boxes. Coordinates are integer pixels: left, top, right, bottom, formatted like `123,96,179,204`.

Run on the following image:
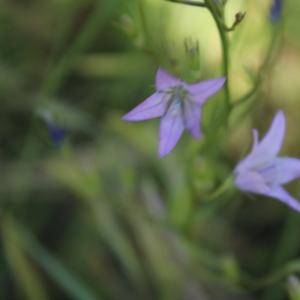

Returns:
166,0,206,8
204,0,231,113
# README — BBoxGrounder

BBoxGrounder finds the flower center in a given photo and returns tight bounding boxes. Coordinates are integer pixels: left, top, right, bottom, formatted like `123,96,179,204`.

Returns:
169,86,189,100
166,86,189,114
159,85,192,118
164,86,190,107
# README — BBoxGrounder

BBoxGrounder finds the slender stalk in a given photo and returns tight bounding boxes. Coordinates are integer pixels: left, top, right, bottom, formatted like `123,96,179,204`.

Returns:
41,1,119,96
233,23,283,107
243,259,300,291
166,0,206,7
204,0,231,113
206,175,234,201
183,0,232,181
262,212,300,300
138,1,152,49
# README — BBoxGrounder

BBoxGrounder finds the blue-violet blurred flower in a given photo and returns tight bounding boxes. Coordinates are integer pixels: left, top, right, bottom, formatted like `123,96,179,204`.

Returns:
270,0,282,23
235,111,300,212
40,110,66,147
122,68,225,157
46,122,66,147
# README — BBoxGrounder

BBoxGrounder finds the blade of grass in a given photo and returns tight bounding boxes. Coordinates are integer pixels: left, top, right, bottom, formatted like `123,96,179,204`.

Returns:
2,217,49,300
41,0,121,96
7,218,100,300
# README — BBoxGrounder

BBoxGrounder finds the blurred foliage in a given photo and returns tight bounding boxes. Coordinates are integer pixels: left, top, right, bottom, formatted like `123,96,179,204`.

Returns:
2,0,300,299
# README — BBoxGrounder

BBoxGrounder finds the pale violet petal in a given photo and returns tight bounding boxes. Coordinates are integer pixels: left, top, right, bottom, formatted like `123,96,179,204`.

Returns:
186,77,226,105
250,110,285,161
155,68,181,91
122,92,166,121
235,171,269,195
159,101,184,157
236,111,285,172
263,157,300,185
183,102,202,139
268,186,300,212
235,129,260,173
251,129,259,152
188,112,202,139
236,171,300,212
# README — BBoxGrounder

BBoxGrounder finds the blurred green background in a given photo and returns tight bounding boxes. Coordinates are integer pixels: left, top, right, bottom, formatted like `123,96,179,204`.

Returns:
2,0,300,299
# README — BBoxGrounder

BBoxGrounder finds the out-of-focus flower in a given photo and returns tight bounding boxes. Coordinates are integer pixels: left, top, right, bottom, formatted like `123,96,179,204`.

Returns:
46,122,66,147
270,0,282,23
39,110,66,147
235,111,300,212
122,68,225,157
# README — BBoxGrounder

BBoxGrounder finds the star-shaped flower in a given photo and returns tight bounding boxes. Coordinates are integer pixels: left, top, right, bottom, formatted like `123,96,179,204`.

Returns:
235,111,300,212
122,68,225,157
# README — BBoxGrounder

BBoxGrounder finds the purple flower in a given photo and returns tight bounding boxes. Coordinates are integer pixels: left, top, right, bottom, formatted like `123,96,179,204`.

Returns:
39,110,66,147
270,0,282,23
122,68,225,157
235,111,300,212
46,122,66,147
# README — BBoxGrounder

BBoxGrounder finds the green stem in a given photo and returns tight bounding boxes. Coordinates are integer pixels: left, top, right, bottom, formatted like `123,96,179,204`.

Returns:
206,175,234,201
41,1,119,96
166,0,206,7
262,212,300,300
243,259,300,291
234,23,283,108
138,1,153,50
204,0,231,113
187,0,231,157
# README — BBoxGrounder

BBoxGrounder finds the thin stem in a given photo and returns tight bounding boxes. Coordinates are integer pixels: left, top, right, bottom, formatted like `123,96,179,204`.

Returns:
204,0,231,113
166,0,206,7
138,1,153,49
41,1,119,96
262,212,300,300
242,259,300,291
233,85,258,107
206,175,234,201
234,23,283,107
